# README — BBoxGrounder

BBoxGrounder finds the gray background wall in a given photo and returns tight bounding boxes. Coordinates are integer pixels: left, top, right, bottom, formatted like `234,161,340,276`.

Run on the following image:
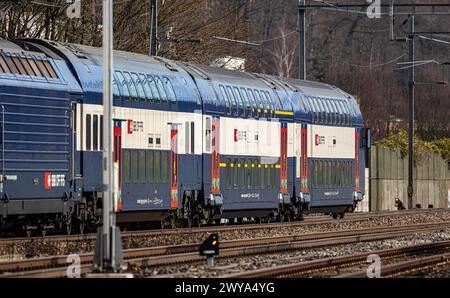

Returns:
369,146,450,211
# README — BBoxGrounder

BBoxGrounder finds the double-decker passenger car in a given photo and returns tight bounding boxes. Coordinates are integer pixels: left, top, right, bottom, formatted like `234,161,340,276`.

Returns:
0,39,369,235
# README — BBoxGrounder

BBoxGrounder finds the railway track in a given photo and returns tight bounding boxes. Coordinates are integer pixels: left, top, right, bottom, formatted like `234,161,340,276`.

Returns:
1,208,447,246
1,220,450,278
221,240,450,278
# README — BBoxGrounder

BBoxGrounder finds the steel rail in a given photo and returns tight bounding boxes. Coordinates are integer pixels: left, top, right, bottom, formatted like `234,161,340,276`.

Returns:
2,222,450,278
221,241,450,278
1,208,447,245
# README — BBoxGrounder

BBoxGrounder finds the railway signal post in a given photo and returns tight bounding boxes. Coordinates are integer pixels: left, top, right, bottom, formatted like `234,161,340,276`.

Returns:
93,0,124,273
407,15,414,210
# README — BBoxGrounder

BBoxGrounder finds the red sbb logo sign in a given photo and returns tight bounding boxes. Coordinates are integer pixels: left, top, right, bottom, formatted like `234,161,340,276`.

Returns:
315,134,325,146
44,172,66,189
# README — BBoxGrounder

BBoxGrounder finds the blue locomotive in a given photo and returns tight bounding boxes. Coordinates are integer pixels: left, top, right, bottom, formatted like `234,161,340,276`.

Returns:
0,39,369,235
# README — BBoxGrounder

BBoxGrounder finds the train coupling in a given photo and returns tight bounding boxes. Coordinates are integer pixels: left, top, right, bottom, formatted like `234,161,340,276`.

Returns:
353,191,363,202
209,194,223,207
279,193,291,205
297,192,311,206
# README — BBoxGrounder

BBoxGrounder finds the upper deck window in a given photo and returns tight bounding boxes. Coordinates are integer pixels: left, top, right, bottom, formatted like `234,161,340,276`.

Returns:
113,77,121,101
147,75,161,101
163,77,177,102
155,76,168,102
139,74,151,100
123,72,138,100
247,89,257,109
240,88,251,109
219,85,231,110
115,71,130,100
131,73,146,101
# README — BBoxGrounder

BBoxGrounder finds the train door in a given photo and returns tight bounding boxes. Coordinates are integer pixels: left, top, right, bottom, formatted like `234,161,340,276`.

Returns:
294,124,302,197
0,104,4,195
301,124,308,194
211,117,220,194
170,124,179,209
280,123,288,194
113,120,123,211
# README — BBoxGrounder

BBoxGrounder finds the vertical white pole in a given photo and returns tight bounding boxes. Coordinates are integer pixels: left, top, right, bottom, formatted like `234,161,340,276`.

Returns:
102,0,114,269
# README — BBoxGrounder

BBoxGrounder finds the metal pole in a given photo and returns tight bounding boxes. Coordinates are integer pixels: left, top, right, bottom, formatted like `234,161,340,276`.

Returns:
149,0,158,56
102,0,113,270
298,0,306,80
407,15,414,209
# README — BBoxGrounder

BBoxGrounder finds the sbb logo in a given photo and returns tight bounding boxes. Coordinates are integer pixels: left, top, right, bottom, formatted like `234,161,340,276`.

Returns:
44,172,66,189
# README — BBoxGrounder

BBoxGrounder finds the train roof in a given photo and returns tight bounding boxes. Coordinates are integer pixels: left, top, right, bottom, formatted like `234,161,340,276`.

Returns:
1,38,363,126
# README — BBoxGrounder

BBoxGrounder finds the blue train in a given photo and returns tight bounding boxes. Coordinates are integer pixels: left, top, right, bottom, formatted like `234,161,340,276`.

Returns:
0,38,370,235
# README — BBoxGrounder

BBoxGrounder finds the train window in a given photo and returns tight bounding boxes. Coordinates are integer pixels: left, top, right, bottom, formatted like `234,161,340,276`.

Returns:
253,159,259,189
93,115,98,151
27,58,42,77
226,86,237,113
131,73,146,101
161,151,168,183
313,161,318,188
324,99,332,124
342,161,346,186
330,99,339,125
247,89,257,114
154,151,161,183
328,161,332,187
253,90,263,114
336,161,340,187
35,59,51,78
163,77,177,102
116,72,130,100
11,55,27,75
4,55,19,74
147,151,154,183
233,159,239,189
233,87,245,116
139,74,151,100
123,72,138,100
100,115,103,150
113,78,121,101
267,166,271,189
0,55,11,74
85,114,92,151
318,98,326,123
131,151,138,183
123,150,130,183
326,99,334,124
140,151,146,183
226,159,231,189
342,101,351,125
20,57,35,76
147,75,161,102
271,165,276,188
312,160,316,188
219,85,231,113
348,161,352,186
246,160,252,189
155,76,168,102
309,97,318,123
42,60,58,78
331,161,335,187
239,159,245,189
258,165,264,189
190,122,195,154
263,91,273,112
240,88,250,110
319,161,323,187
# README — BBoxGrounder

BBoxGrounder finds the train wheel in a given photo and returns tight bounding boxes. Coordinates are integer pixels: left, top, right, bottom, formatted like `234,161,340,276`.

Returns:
63,217,72,235
78,220,85,234
331,212,338,219
338,212,345,219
